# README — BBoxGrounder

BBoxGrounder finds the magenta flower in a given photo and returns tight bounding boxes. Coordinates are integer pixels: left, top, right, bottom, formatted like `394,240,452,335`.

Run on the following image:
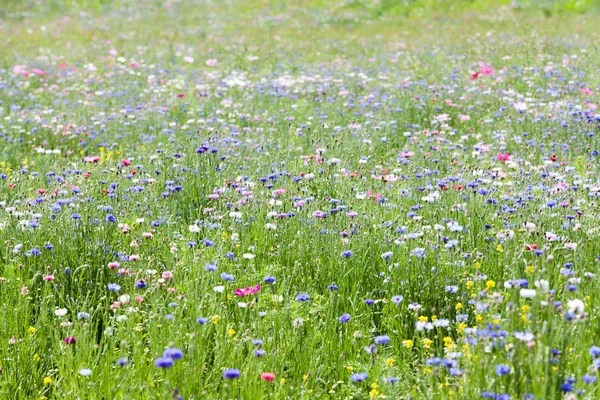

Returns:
496,153,510,162
234,284,261,297
65,337,76,345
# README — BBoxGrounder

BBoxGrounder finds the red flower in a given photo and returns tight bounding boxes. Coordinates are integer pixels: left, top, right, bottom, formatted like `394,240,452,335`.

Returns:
121,159,131,166
261,372,275,381
525,244,538,251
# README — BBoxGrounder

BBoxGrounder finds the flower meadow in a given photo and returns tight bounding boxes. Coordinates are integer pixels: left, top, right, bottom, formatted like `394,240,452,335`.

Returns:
3,1,600,399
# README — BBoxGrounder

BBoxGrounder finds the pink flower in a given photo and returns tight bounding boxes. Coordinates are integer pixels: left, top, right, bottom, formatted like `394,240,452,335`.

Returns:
83,155,100,163
479,63,494,76
261,372,275,381
183,56,194,63
31,68,48,76
496,153,510,162
128,254,139,261
21,286,29,296
121,159,131,166
65,337,76,345
206,59,218,67
108,261,120,269
43,275,55,281
234,284,261,297
460,115,471,122
162,271,173,281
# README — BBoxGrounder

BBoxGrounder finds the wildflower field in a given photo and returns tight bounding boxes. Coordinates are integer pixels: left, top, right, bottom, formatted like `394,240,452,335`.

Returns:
3,0,600,398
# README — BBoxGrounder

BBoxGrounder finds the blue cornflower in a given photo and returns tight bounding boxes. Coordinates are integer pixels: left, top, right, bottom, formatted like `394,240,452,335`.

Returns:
154,357,174,368
296,293,311,302
495,364,511,376
135,280,147,289
163,348,183,360
77,312,90,320
381,251,393,261
223,369,241,379
220,273,234,281
583,375,597,384
117,357,128,367
589,346,600,357
339,314,351,323
205,263,218,272
263,276,276,284
327,283,339,291
340,250,353,258
391,295,404,304
375,335,390,345
197,317,208,324
108,283,121,292
364,299,375,305
350,373,368,382
253,349,266,357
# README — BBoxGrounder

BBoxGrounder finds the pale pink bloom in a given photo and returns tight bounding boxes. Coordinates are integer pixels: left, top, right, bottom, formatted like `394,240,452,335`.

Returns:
142,232,153,239
21,286,29,296
135,295,144,303
128,254,140,261
460,115,471,122
167,287,176,293
183,56,194,63
205,59,218,67
234,284,261,297
162,271,173,280
479,63,495,76
108,262,120,269
43,275,55,281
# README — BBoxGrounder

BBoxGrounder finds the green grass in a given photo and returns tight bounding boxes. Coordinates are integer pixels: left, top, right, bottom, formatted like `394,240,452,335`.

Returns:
1,0,600,399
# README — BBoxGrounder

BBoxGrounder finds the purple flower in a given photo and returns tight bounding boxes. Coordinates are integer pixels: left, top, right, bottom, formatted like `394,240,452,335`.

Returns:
163,348,183,360
197,317,208,324
340,250,353,258
495,364,511,376
339,314,351,323
154,357,174,368
375,335,390,345
263,276,276,284
65,337,76,345
117,357,129,367
108,283,121,292
296,293,310,302
223,369,241,379
391,295,404,304
350,372,368,382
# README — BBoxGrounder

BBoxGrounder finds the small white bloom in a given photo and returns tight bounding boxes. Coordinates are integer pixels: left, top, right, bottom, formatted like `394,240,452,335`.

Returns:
519,289,536,298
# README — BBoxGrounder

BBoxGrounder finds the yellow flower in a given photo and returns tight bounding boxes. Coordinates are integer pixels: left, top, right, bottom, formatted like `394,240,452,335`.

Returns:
43,377,52,385
431,315,437,322
369,388,379,398
496,244,503,252
346,366,354,372
418,316,428,322
227,329,236,337
476,315,483,322
443,336,453,347
466,281,474,289
280,378,285,384
525,265,535,274
455,302,462,310
492,319,500,324
485,280,495,289
28,327,36,335
521,305,530,313
33,353,40,361
212,315,221,324
422,338,433,348
303,374,309,382
402,339,414,348
520,314,528,322
457,323,467,332
385,358,395,367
